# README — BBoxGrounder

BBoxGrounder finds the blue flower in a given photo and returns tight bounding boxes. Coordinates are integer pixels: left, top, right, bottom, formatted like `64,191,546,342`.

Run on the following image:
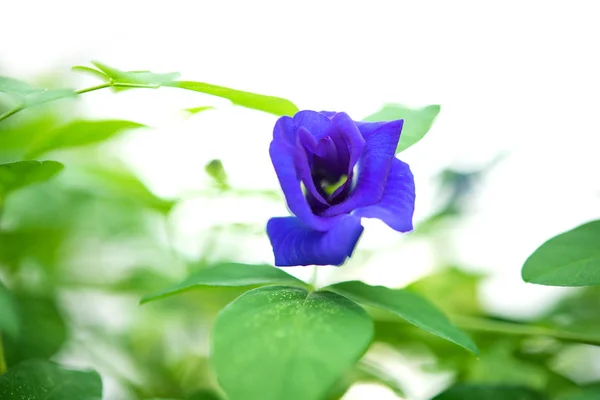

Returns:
267,110,415,266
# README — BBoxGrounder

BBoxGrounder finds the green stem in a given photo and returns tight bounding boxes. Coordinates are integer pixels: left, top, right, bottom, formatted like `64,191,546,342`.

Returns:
74,82,111,94
0,81,158,124
0,106,24,123
452,315,600,347
310,266,319,289
0,334,7,374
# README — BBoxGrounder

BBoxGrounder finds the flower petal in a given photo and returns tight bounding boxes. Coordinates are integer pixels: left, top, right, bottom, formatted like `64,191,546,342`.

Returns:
318,111,337,119
267,215,364,266
294,110,337,141
321,119,404,216
331,112,365,174
352,158,415,232
296,127,329,205
327,112,365,202
271,118,342,231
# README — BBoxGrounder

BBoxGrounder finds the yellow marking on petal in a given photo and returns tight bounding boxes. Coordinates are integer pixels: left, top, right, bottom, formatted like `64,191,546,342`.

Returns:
323,175,348,195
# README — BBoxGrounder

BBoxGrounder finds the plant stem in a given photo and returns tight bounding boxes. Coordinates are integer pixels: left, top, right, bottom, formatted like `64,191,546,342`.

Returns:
452,315,600,347
0,81,157,124
310,266,319,289
0,334,7,374
74,82,111,94
0,106,24,123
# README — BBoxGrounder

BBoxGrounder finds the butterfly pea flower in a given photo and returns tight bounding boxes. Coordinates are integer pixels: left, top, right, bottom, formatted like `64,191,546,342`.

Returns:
267,110,415,266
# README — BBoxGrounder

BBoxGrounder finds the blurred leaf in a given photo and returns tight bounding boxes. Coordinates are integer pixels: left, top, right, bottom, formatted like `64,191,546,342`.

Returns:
432,384,547,400
0,283,19,337
146,395,222,400
0,161,63,197
4,293,67,366
187,390,223,400
166,81,299,116
408,267,484,315
82,163,176,214
0,76,38,96
0,111,62,162
23,88,76,107
26,119,146,158
465,341,548,389
355,360,405,397
91,61,180,87
522,220,600,286
212,286,373,400
540,286,600,336
0,360,102,400
0,76,75,108
327,281,478,354
559,384,600,400
204,159,229,190
185,106,215,115
72,65,110,81
141,263,305,304
0,228,66,272
324,359,405,400
362,104,440,153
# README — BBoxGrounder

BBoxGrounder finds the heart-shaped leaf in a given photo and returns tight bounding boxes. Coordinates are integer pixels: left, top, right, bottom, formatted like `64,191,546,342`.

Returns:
212,286,374,400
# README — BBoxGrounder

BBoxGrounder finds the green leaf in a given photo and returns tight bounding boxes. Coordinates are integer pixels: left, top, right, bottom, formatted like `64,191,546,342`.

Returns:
204,159,229,190
185,106,215,115
166,81,299,116
0,76,39,96
432,384,547,400
408,267,484,315
0,161,63,197
560,385,600,400
354,360,405,397
0,360,102,400
540,286,600,336
212,286,374,400
71,65,110,82
26,119,146,158
464,341,548,389
324,359,406,400
187,390,223,400
141,263,305,304
0,76,75,107
91,61,180,87
4,294,67,366
522,220,600,286
0,283,19,337
363,104,440,153
326,281,478,354
22,88,76,107
82,163,176,214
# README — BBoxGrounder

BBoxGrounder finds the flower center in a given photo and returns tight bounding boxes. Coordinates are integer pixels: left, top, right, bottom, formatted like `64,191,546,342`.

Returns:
320,174,348,196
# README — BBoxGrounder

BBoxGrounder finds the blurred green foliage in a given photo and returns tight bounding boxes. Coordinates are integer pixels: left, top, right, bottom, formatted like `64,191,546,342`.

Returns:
1,69,599,400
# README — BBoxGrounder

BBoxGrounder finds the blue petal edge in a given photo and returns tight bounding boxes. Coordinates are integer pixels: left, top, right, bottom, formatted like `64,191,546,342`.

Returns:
266,215,364,266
